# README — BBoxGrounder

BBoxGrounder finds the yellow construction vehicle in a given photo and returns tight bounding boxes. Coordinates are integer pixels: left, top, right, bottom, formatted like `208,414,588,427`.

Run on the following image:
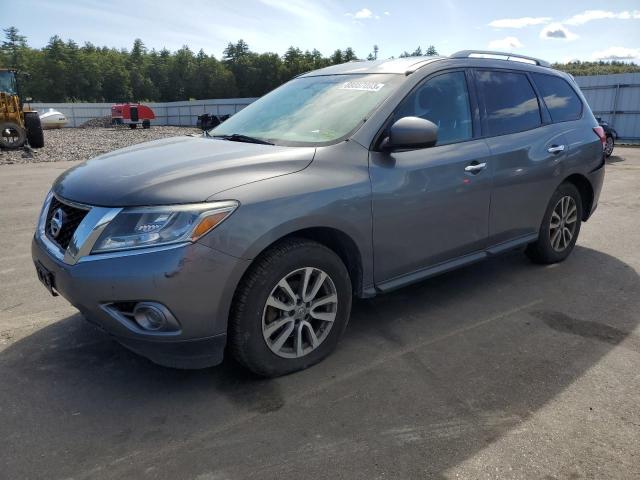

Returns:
0,68,44,149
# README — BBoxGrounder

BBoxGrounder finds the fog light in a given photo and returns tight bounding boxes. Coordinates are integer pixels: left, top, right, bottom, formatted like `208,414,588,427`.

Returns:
133,302,168,331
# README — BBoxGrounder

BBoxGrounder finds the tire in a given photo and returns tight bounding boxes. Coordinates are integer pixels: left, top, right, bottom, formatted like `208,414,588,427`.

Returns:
24,112,45,148
604,135,614,157
129,123,137,129
526,183,583,264
0,121,26,149
142,119,151,129
229,238,352,377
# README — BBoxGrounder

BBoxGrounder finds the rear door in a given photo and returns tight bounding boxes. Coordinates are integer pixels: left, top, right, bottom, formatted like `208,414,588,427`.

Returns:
474,69,569,246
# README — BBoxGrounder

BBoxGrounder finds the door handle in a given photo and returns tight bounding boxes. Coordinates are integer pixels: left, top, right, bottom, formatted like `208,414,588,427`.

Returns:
547,145,566,154
464,162,487,173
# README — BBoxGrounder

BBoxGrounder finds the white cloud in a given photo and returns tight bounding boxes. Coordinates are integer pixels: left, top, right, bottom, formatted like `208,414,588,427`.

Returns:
487,36,523,50
345,8,373,19
591,46,640,62
345,7,386,22
488,16,550,28
540,23,579,41
565,9,640,25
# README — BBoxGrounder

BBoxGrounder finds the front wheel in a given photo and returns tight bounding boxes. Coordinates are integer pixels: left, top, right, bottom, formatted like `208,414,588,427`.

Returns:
526,183,583,264
229,238,352,377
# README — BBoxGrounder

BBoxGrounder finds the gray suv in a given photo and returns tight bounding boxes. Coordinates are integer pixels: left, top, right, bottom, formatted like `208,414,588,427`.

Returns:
32,51,605,376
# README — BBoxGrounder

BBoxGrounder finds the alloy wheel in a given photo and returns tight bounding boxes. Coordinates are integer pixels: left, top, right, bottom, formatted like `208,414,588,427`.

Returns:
605,137,614,156
262,267,338,358
549,195,578,252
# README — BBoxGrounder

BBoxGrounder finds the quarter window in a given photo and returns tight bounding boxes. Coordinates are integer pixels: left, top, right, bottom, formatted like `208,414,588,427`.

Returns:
395,71,472,145
476,71,541,136
532,73,582,122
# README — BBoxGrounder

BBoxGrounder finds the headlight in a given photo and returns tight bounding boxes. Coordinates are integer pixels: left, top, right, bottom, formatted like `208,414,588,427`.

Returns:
91,201,238,253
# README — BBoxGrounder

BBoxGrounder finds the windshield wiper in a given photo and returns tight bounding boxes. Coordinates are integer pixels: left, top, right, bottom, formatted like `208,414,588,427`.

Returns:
211,133,274,145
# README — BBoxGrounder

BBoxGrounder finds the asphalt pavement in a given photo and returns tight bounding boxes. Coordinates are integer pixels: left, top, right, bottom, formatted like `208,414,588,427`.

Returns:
1,148,639,479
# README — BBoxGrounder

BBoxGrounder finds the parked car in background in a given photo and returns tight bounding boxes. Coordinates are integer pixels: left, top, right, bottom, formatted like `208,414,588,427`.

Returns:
33,51,605,377
595,117,617,157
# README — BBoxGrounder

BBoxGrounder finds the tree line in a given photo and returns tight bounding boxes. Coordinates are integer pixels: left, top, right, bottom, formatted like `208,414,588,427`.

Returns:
550,60,640,77
0,27,438,103
1,26,638,103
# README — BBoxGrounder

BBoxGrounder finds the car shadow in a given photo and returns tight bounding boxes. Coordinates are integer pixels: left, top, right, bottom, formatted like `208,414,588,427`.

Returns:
606,153,625,164
1,246,638,479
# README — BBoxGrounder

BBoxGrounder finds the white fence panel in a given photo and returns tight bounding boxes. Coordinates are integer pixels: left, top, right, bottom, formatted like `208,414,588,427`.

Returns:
31,98,258,128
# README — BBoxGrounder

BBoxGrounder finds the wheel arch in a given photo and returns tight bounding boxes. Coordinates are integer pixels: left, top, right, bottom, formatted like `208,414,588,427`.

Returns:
236,226,365,299
562,173,594,221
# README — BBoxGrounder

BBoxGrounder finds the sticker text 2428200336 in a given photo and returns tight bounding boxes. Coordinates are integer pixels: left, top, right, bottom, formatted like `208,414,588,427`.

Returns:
339,81,385,92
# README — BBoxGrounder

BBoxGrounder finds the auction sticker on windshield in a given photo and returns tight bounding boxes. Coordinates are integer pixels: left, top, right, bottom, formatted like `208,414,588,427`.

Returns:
339,81,385,92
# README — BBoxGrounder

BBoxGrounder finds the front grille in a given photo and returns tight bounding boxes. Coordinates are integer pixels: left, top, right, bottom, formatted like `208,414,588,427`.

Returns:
45,196,90,250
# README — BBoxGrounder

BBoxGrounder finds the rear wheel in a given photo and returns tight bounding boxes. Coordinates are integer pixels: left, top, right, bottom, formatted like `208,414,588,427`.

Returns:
230,238,352,377
142,119,151,129
526,183,582,264
129,123,137,129
604,135,614,157
24,112,45,148
0,121,26,149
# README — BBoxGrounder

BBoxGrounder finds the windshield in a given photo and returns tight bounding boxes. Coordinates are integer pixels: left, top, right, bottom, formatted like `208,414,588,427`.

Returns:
0,71,17,95
210,73,404,146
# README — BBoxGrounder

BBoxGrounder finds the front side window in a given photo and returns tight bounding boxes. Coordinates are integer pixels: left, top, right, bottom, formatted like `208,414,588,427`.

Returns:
476,71,541,136
531,73,582,122
211,73,404,146
394,71,472,145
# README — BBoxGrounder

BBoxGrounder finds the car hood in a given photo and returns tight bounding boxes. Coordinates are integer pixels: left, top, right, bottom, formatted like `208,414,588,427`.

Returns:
52,135,315,206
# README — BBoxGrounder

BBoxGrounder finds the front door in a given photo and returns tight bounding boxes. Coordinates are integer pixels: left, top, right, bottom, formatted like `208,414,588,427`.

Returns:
370,70,493,284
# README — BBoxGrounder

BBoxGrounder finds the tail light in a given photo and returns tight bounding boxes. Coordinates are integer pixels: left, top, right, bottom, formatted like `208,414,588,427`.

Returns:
593,126,606,150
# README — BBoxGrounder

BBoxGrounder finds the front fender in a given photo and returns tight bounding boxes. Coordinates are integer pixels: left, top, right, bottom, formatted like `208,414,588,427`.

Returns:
197,141,374,288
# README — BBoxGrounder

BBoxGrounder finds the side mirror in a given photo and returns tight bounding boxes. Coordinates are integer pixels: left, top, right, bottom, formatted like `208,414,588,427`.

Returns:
382,116,438,151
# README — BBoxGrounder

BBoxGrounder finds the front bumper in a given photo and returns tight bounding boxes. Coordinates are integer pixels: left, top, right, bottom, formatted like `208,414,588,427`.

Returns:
32,234,250,369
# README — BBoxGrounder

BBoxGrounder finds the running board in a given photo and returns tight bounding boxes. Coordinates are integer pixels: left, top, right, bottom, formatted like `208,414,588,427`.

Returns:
373,233,538,294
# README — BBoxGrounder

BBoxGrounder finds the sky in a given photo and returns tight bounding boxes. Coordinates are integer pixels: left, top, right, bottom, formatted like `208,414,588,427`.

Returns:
2,0,640,63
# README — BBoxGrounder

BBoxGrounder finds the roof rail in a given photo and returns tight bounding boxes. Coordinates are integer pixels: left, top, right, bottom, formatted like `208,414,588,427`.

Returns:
450,50,551,68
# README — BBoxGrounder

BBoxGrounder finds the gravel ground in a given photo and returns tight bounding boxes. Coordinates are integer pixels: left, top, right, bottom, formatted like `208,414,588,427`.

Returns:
0,126,201,165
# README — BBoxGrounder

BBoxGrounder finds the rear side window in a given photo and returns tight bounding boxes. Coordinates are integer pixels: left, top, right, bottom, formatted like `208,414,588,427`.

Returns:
531,73,582,122
475,70,541,136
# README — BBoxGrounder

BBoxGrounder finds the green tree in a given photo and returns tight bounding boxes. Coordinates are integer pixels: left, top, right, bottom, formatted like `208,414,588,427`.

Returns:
343,47,357,62
329,49,343,64
100,49,132,101
40,36,69,101
223,40,257,96
128,39,154,101
1,26,27,69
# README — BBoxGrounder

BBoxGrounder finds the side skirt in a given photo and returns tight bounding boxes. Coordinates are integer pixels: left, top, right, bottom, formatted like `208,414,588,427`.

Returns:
370,233,538,295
